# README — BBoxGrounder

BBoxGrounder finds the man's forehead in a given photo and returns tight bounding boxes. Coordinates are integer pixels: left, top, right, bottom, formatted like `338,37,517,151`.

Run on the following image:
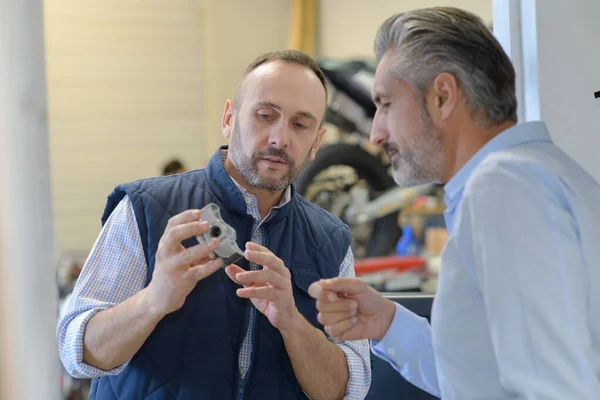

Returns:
241,61,326,114
372,53,409,101
246,60,321,88
372,66,392,101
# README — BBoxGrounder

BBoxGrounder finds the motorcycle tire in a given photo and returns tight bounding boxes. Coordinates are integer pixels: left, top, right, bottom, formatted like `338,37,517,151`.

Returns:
295,142,401,258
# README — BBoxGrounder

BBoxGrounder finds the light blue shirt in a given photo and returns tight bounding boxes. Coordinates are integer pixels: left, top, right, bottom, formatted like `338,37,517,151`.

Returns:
372,122,600,399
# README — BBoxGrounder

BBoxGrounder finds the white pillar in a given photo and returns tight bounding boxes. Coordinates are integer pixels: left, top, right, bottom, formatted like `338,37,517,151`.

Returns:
493,0,600,181
0,1,60,399
492,0,527,123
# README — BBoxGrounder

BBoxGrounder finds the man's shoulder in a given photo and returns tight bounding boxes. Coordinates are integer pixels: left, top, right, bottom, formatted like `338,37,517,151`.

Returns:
290,195,352,268
122,168,207,194
466,148,558,197
102,169,209,225
461,146,594,216
294,194,349,231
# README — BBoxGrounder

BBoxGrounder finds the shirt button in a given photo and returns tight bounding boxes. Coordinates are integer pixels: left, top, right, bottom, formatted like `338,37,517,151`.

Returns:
387,348,396,356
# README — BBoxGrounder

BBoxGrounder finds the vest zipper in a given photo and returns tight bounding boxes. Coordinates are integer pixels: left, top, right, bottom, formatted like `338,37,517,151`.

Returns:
236,211,275,400
236,314,259,400
233,291,251,400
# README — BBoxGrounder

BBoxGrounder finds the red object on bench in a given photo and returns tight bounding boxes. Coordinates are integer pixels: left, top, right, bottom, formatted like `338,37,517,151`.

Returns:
354,255,425,275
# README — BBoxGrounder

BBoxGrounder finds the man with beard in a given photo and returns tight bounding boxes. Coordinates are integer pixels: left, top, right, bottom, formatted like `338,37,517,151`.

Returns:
57,50,371,400
309,7,600,400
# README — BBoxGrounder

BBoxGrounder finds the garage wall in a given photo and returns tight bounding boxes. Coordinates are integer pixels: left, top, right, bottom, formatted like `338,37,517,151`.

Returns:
45,0,289,255
201,0,291,151
317,0,493,59
46,1,492,255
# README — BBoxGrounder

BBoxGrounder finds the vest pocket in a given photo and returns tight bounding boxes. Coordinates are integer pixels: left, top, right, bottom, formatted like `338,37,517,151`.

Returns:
290,266,321,293
290,266,322,330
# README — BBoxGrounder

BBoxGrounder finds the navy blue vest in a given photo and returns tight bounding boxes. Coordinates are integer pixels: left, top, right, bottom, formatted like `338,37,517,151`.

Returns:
89,148,351,399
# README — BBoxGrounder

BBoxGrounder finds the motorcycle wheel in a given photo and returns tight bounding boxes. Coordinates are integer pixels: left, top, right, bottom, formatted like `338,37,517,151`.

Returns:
295,142,401,258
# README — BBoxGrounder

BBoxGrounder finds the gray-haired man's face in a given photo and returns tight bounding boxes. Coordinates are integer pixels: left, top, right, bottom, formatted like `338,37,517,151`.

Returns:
369,51,444,187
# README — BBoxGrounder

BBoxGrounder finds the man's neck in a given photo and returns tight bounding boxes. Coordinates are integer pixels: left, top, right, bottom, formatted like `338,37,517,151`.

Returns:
441,119,516,183
223,157,285,218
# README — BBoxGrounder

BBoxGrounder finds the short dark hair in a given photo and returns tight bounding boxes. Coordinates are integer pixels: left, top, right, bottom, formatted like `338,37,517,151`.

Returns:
234,50,328,106
162,159,184,176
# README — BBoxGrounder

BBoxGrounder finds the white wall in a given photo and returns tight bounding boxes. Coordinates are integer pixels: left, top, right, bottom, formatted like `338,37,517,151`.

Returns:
45,1,290,255
528,0,600,181
201,0,291,150
44,1,207,253
45,1,503,256
495,0,600,181
318,0,493,58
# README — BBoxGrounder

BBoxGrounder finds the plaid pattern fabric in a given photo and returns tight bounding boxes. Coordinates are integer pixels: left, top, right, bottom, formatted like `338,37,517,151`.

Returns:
57,197,147,378
57,152,371,399
231,176,288,379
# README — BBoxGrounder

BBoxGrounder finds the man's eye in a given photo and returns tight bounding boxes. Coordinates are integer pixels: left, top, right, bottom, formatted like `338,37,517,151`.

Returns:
259,113,271,120
294,122,308,130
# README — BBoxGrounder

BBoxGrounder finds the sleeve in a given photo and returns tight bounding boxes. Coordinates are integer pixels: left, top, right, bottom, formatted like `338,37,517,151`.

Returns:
461,162,599,399
56,196,148,378
370,303,441,397
335,247,373,400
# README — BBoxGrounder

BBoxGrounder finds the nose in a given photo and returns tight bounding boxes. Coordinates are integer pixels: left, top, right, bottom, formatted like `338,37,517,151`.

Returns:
370,109,389,146
268,122,290,149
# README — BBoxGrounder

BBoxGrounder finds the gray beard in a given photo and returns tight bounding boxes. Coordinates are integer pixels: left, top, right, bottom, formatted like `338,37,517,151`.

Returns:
386,106,443,187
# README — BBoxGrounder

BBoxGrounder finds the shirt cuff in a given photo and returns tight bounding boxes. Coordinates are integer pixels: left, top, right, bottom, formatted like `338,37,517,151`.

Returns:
338,340,371,400
61,308,131,379
371,302,430,362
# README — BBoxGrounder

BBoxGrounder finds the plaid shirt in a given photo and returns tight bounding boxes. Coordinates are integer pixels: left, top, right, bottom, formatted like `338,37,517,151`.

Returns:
58,159,371,399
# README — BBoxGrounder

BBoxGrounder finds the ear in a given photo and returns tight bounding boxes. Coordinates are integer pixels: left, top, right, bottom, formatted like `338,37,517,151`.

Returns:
428,72,459,121
308,127,328,161
222,100,235,139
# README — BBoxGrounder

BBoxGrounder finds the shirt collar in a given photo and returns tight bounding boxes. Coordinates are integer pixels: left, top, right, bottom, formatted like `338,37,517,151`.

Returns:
443,121,552,207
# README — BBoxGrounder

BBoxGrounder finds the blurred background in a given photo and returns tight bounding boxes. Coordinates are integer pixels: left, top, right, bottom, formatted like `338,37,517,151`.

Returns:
2,0,599,399
43,0,490,259
46,0,491,305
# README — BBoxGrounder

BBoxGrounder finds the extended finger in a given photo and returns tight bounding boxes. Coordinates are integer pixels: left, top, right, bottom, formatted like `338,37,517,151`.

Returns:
224,264,245,284
308,281,343,302
162,221,210,250
324,317,358,339
316,298,358,313
174,239,219,267
245,241,269,253
234,269,288,289
236,286,278,301
317,309,357,326
165,209,202,230
319,277,369,296
187,258,222,281
244,249,286,273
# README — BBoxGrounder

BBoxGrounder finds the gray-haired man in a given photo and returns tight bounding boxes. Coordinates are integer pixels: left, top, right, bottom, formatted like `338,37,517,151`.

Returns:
310,7,600,400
